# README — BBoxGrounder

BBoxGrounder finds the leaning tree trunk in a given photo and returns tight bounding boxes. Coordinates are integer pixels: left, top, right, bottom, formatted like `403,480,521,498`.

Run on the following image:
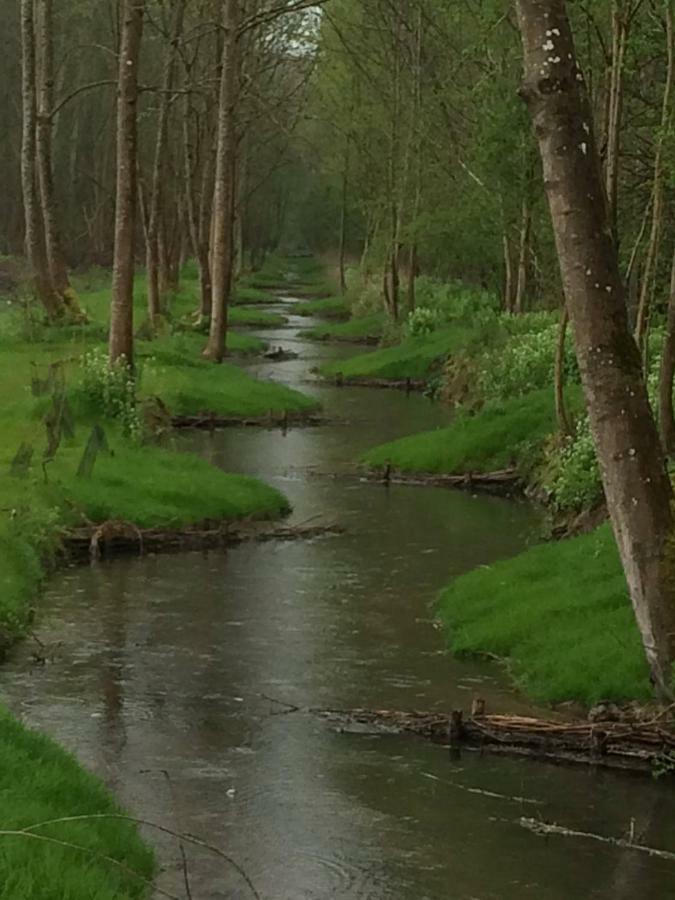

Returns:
109,0,144,365
604,0,628,241
35,0,83,319
20,0,62,320
514,188,531,314
516,0,675,697
659,244,675,455
203,0,239,362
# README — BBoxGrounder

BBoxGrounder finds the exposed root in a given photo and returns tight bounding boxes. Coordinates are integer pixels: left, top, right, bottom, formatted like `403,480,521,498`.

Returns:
364,466,523,496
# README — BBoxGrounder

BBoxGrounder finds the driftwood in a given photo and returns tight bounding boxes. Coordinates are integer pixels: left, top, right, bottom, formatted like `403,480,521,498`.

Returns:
171,411,331,430
318,706,675,775
63,520,344,560
366,466,522,496
330,375,427,392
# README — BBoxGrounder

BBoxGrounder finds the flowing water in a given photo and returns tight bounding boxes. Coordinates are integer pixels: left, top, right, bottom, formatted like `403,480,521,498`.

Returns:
3,301,675,899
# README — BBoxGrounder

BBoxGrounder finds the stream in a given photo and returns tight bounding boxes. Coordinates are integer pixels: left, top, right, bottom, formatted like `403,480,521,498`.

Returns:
3,300,675,899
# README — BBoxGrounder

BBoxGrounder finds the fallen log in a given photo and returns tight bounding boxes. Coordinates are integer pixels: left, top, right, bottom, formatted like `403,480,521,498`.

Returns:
328,375,428,392
364,466,523,496
171,411,332,430
317,705,675,775
62,520,344,561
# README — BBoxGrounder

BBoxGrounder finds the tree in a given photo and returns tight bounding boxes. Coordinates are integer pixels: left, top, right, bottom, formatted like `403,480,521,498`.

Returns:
109,0,145,365
20,0,62,320
516,0,675,696
203,0,240,362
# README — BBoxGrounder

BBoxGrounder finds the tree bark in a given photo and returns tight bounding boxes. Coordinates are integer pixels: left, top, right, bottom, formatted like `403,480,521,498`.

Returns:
635,3,674,351
659,244,675,455
35,0,84,319
514,189,531,314
20,0,62,320
203,0,239,362
503,232,515,313
146,0,185,326
338,139,350,295
109,0,144,365
604,1,628,240
554,304,573,437
516,0,675,697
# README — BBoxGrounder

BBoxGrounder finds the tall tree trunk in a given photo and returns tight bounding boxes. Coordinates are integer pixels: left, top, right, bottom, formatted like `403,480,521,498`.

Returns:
146,0,185,326
109,0,144,365
35,0,83,319
338,139,350,295
659,244,675,454
605,1,628,239
20,0,62,320
517,0,675,697
514,189,531,314
555,304,573,437
635,3,674,351
203,0,239,362
503,232,515,312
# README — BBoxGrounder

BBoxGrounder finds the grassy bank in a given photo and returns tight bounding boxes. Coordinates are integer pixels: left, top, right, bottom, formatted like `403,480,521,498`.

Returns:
0,708,154,898
294,297,349,318
437,524,649,704
304,312,385,344
321,324,488,382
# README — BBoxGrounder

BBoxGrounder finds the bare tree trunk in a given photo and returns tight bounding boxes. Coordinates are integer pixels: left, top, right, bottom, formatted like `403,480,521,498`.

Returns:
517,0,675,697
555,304,573,437
35,0,84,319
605,1,628,239
659,245,675,454
146,0,185,326
503,232,515,312
109,0,144,365
203,0,239,362
20,0,62,320
514,190,531,314
635,4,674,351
338,139,350,295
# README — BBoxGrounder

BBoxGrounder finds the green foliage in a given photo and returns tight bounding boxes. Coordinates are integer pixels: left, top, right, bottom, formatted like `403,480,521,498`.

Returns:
477,318,579,402
80,349,141,439
304,312,385,343
541,417,603,512
294,297,348,318
438,524,651,704
406,306,443,337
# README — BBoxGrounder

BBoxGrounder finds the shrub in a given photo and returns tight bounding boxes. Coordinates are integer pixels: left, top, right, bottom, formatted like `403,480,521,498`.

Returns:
542,417,603,512
478,319,579,402
406,306,443,337
80,348,141,439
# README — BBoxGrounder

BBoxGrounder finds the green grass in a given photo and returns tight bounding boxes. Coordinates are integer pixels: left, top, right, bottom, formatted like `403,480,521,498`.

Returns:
362,389,568,475
322,323,489,382
304,313,385,344
438,524,650,704
294,297,349,318
241,255,337,297
0,707,154,899
233,284,273,305
229,306,286,328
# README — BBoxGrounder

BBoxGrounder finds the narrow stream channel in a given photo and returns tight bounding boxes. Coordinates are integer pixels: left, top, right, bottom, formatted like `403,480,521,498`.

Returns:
3,301,675,899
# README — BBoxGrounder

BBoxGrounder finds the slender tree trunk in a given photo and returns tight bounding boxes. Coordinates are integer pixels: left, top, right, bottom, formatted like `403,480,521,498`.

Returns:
635,4,674,351
203,0,239,362
605,1,628,239
109,0,144,365
514,189,531,314
659,245,675,454
146,0,185,326
35,0,83,319
555,304,573,437
338,139,350,295
503,232,515,312
20,0,62,320
517,0,675,697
